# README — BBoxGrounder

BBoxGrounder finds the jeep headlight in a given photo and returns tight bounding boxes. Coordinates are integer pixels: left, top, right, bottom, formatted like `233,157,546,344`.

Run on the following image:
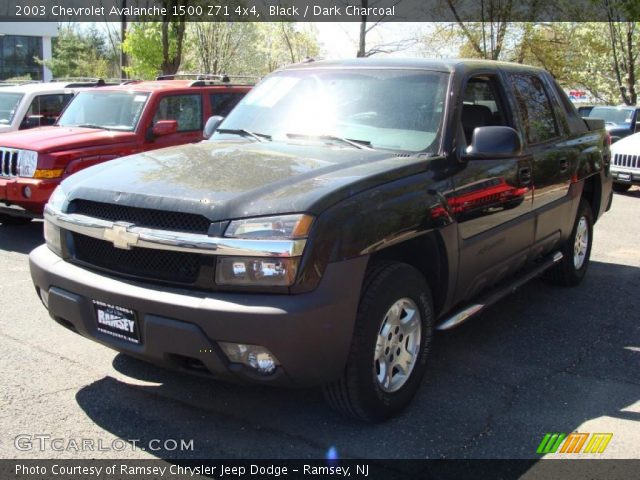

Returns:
216,214,314,287
18,150,38,177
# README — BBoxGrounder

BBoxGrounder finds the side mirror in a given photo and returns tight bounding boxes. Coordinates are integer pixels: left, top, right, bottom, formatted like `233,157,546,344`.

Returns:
152,119,178,137
464,126,522,160
203,115,224,140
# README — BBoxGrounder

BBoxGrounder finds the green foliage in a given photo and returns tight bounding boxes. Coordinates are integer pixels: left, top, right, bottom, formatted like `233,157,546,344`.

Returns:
423,20,639,105
184,22,320,76
37,24,116,79
121,23,167,79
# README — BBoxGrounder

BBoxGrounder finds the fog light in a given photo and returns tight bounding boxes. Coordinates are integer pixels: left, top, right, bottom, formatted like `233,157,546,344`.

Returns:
23,186,32,198
216,256,299,286
219,342,279,375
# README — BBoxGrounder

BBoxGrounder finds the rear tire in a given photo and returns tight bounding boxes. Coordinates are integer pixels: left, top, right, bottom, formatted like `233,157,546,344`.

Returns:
323,261,434,422
0,214,32,226
545,199,593,286
612,183,631,193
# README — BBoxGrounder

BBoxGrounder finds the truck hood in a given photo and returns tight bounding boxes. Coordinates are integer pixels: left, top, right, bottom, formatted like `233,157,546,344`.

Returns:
62,140,434,221
0,126,136,153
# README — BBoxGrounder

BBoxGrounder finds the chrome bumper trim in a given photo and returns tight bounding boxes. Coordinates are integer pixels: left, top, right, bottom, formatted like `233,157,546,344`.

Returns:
44,206,306,258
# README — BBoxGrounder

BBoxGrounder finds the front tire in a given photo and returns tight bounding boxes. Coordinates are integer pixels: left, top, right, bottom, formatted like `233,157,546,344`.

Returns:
612,182,631,193
545,199,593,286
323,261,434,422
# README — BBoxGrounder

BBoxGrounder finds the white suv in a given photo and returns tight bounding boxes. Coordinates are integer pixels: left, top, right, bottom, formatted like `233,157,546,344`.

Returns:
610,132,640,192
0,80,110,133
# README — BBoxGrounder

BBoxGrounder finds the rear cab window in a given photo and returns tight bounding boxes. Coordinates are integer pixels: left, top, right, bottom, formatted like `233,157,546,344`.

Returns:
21,93,74,129
460,75,510,145
209,92,246,117
508,73,559,145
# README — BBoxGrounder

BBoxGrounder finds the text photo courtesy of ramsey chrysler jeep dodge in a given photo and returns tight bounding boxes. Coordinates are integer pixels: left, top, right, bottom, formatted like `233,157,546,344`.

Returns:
30,59,612,421
0,75,251,224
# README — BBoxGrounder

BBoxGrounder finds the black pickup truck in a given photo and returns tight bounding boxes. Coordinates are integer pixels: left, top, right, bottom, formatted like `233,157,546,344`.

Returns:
30,59,612,421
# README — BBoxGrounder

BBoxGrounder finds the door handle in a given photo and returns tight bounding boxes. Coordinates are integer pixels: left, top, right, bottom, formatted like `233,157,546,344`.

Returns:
559,159,569,172
518,166,532,185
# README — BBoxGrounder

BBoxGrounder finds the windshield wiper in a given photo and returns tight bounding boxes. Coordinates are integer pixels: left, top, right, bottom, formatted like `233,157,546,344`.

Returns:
68,124,111,130
216,128,271,142
286,133,374,150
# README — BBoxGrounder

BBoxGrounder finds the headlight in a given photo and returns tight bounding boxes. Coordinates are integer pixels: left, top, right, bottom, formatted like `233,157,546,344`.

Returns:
216,257,299,287
44,187,67,256
18,150,38,177
47,186,68,211
224,214,314,239
43,218,62,256
217,214,313,287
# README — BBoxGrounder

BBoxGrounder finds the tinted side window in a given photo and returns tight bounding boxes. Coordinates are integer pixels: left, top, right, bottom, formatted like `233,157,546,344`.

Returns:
21,93,74,129
460,76,507,145
153,94,202,132
510,74,558,144
209,92,245,117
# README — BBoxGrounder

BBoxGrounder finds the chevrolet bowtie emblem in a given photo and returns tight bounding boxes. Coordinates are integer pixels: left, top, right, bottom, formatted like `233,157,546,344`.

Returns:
103,222,139,250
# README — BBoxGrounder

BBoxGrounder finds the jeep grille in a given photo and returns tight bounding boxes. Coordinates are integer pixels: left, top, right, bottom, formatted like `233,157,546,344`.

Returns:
0,148,20,177
613,153,639,169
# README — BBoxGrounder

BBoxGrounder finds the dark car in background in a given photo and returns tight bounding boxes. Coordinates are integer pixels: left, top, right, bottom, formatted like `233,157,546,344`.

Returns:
587,105,640,142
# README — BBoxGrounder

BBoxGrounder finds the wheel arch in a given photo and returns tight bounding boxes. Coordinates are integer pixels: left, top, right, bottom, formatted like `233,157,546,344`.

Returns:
581,173,602,223
368,231,449,318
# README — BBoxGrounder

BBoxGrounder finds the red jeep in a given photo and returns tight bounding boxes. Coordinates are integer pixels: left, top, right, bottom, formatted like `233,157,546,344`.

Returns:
0,77,252,224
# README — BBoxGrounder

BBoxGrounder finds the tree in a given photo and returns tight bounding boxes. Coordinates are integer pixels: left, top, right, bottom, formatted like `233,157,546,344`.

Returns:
444,0,514,60
159,0,188,75
189,23,256,75
185,22,320,76
338,0,412,58
121,23,165,78
37,24,117,79
121,1,190,78
604,0,638,104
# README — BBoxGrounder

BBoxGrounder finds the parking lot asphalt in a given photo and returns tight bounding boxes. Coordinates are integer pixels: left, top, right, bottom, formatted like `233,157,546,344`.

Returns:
0,189,638,461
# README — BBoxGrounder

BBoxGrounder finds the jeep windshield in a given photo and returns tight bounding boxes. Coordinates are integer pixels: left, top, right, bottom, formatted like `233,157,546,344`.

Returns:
588,106,634,124
213,69,449,152
57,91,149,131
0,92,23,125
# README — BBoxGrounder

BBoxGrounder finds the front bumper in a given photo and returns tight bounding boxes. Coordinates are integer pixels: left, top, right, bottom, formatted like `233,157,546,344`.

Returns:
0,177,58,217
29,245,367,387
611,168,640,185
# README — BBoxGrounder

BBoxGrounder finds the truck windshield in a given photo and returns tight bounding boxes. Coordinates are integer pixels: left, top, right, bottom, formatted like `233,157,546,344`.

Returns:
589,107,634,124
0,92,24,125
214,69,449,152
57,91,149,131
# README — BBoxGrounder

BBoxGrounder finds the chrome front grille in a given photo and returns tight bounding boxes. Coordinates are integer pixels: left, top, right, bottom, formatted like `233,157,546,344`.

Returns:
0,148,20,177
613,153,639,169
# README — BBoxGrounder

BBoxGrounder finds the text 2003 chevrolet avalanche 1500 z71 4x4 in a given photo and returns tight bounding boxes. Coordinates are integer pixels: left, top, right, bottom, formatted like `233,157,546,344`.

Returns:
30,59,612,421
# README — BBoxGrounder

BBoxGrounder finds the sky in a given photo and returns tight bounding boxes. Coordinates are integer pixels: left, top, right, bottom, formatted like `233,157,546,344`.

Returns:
314,22,430,59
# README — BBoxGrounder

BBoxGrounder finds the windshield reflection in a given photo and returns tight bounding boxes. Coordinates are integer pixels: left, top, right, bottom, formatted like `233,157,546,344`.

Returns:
213,69,449,152
57,91,149,131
